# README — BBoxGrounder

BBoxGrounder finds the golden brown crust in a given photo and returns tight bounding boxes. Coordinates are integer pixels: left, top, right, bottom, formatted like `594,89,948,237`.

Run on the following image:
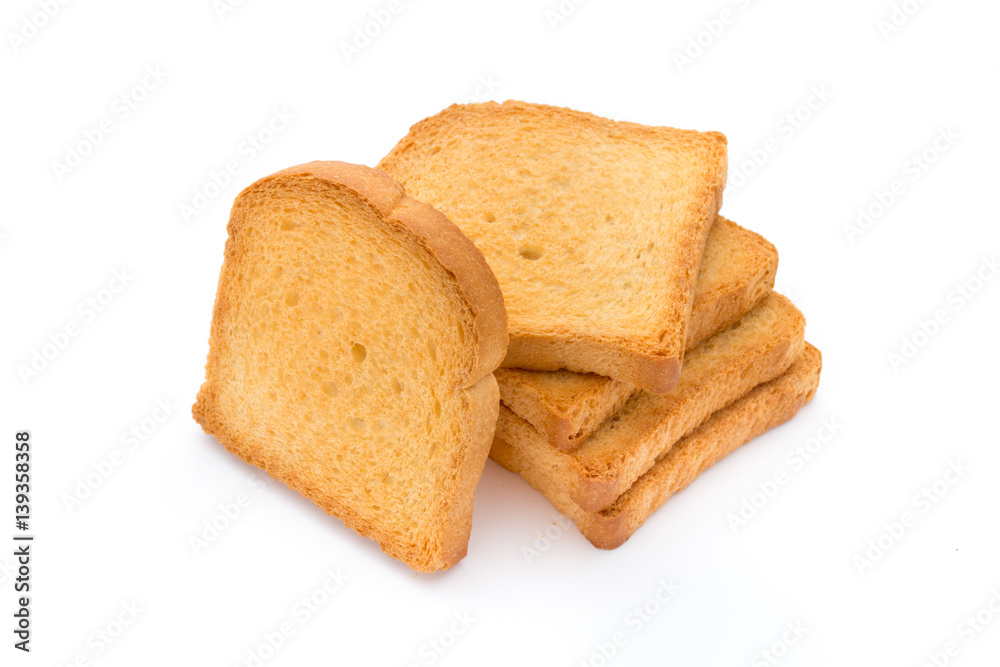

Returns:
193,161,508,572
490,344,822,549
379,101,728,393
501,334,682,394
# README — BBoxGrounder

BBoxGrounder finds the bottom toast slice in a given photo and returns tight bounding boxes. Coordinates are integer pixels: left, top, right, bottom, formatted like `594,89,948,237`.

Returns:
491,343,822,549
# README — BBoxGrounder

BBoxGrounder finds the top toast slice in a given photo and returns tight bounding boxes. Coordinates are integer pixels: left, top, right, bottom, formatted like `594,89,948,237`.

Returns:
495,217,778,451
192,161,508,572
379,100,728,393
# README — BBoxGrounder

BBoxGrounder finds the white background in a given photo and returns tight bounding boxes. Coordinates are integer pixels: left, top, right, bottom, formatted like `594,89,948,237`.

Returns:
2,0,999,665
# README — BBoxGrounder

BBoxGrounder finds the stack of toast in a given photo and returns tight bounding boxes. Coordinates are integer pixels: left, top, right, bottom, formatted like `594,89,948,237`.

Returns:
194,101,821,571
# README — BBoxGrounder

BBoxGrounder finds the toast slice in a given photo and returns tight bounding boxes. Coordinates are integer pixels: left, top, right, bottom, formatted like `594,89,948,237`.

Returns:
492,292,805,513
378,100,728,393
495,217,778,451
491,344,822,549
192,161,508,572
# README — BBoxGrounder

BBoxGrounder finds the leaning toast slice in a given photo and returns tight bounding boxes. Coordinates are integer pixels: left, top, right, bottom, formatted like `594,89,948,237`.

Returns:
496,217,778,451
193,161,508,573
379,100,728,393
492,292,805,513
491,344,822,549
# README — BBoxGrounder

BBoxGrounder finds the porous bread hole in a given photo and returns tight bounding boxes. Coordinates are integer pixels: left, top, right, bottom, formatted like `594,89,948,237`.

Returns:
351,343,367,363
346,256,358,265
518,244,544,261
271,266,283,279
606,411,626,430
374,420,387,432
548,176,571,189
373,263,386,273
429,146,441,155
427,340,437,361
517,169,532,177
483,212,497,223
310,325,323,341
740,365,753,380
281,219,298,231
391,378,403,395
319,349,328,360
605,214,613,222
433,398,441,418
456,321,465,344
321,381,338,397
343,372,354,385
349,417,366,430
623,281,632,289
285,292,299,307
382,473,393,485
268,391,278,401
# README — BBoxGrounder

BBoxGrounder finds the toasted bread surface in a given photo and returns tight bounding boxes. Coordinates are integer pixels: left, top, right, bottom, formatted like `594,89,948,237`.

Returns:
379,100,728,392
193,161,508,572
